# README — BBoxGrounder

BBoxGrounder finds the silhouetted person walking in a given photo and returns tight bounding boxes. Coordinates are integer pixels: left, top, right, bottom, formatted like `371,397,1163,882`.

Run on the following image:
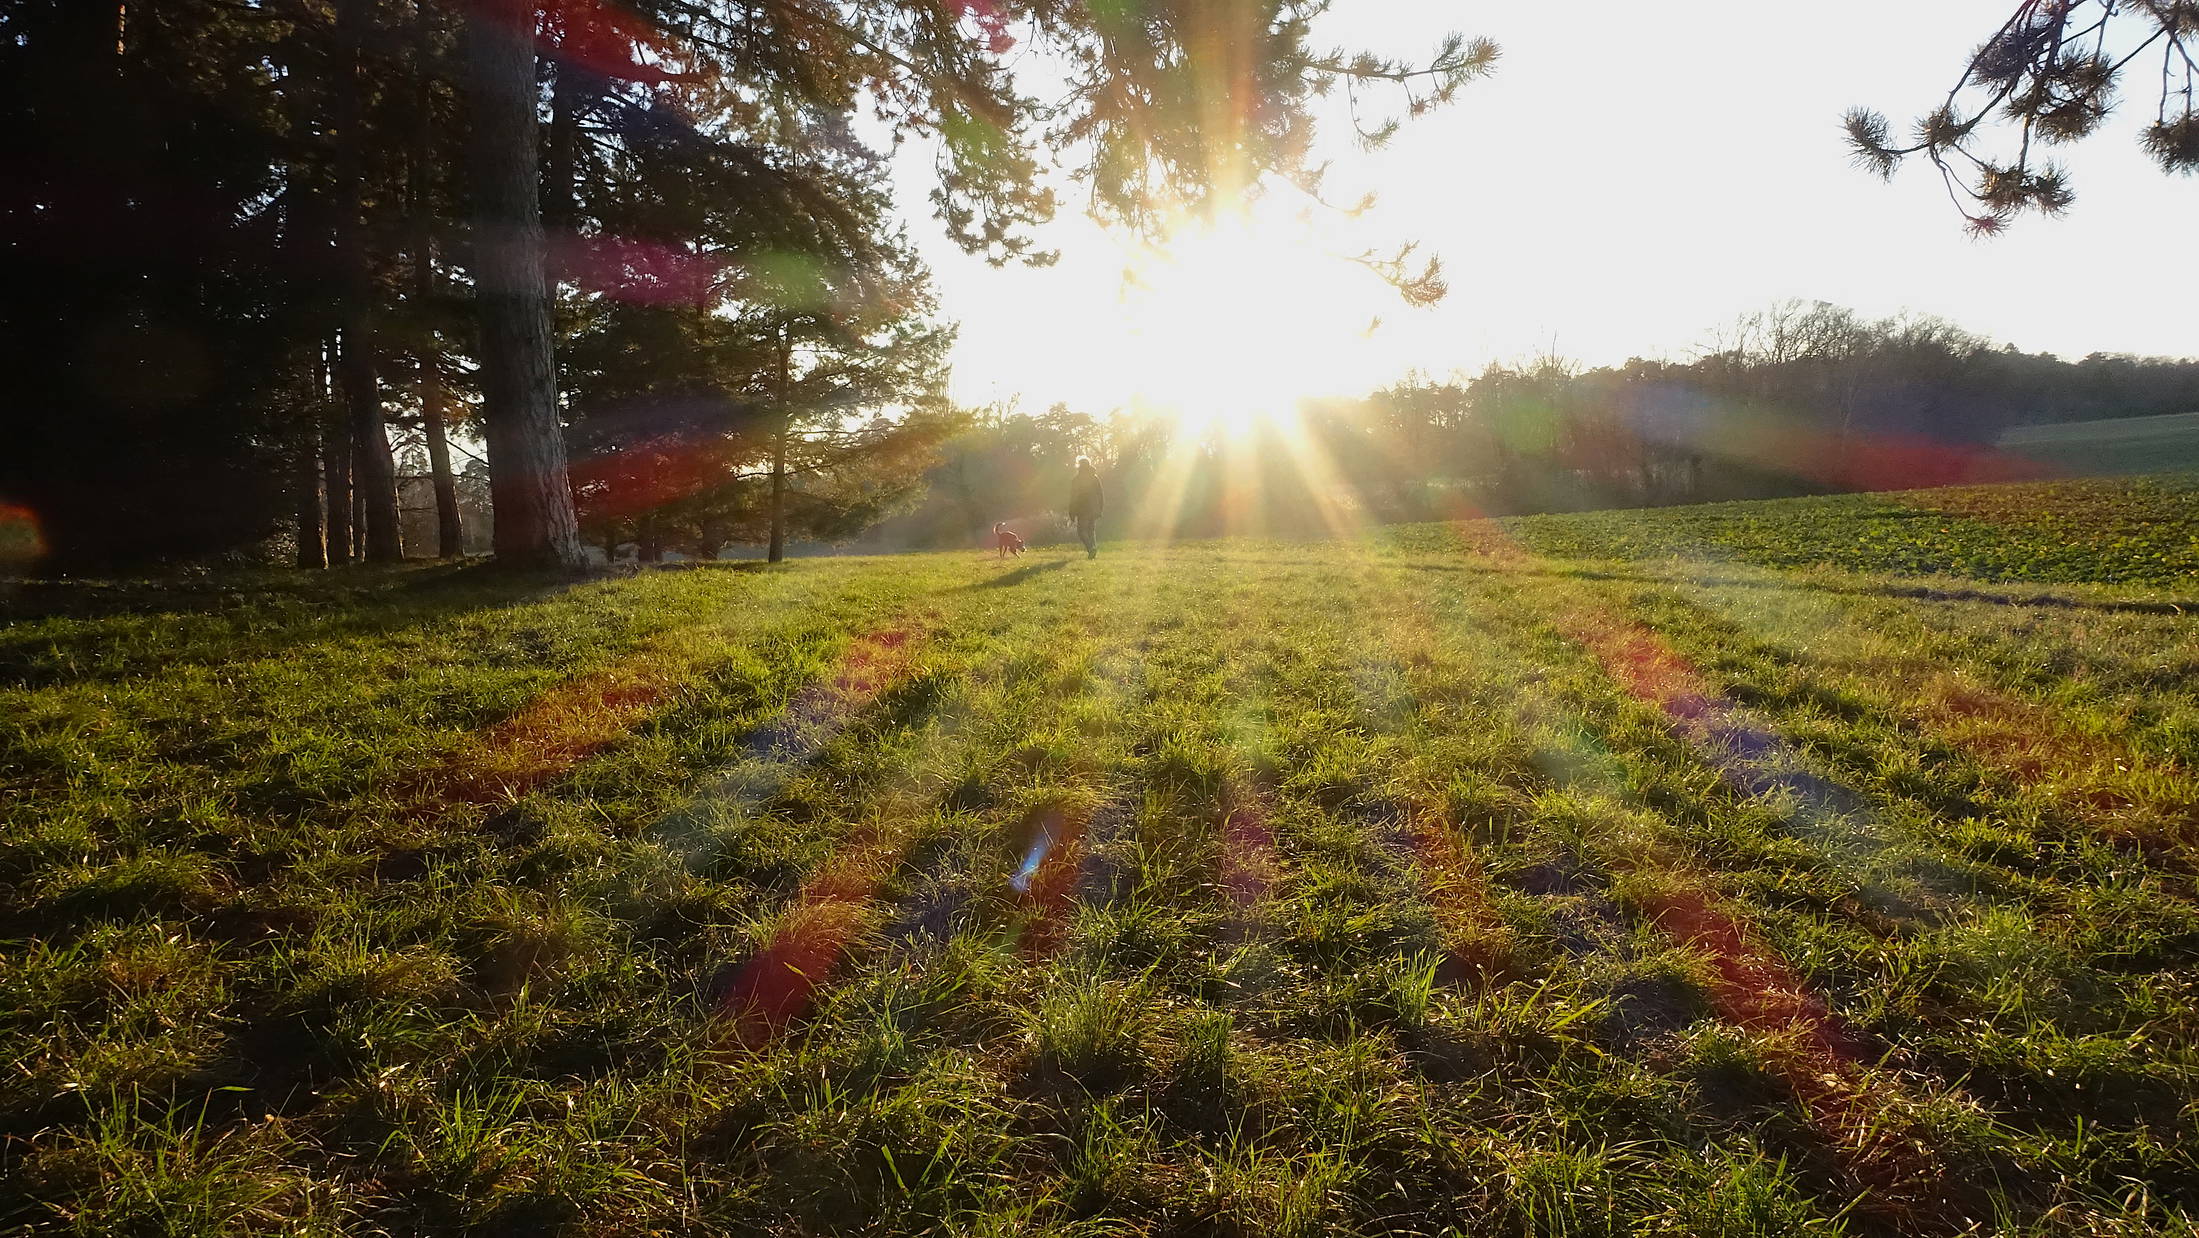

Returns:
1068,457,1104,559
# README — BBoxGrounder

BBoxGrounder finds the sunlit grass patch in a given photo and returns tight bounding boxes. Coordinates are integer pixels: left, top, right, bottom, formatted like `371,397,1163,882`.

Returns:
4,493,2197,1234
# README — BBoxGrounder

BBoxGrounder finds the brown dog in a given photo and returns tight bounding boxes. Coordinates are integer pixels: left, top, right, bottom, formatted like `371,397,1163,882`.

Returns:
993,522,1026,559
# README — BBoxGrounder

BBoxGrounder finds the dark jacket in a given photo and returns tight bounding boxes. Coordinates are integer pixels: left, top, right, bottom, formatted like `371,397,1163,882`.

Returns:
1069,468,1104,520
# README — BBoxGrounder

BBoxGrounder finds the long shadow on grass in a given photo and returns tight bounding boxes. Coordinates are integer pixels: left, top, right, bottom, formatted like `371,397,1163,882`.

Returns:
122,631,948,1136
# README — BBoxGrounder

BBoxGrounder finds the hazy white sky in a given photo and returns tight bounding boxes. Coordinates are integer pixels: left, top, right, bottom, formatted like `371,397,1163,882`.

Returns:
892,2,2195,413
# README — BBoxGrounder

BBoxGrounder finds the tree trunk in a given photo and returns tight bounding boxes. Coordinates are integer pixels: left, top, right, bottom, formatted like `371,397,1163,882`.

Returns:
543,56,580,241
767,325,791,564
335,0,402,563
767,426,788,564
322,343,354,565
464,0,587,570
295,436,326,569
287,74,336,570
412,0,464,559
352,473,367,560
638,514,662,563
339,324,402,562
422,383,464,557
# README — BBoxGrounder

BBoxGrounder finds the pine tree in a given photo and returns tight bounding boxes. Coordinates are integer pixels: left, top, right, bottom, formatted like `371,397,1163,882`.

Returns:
1847,1,2198,232
463,0,589,569
558,80,960,561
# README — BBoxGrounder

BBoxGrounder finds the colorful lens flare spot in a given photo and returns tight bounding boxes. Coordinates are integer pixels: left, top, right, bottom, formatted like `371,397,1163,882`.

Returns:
0,504,46,567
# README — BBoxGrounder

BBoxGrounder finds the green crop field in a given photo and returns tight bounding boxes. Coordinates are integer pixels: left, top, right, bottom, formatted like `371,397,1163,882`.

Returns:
1996,413,2199,480
4,475,2197,1237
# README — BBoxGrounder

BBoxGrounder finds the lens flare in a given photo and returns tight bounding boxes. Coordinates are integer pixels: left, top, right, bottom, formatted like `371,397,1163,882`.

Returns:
0,504,47,568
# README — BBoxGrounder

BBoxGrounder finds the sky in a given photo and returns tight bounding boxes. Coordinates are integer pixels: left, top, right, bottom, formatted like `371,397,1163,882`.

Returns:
887,1,2197,416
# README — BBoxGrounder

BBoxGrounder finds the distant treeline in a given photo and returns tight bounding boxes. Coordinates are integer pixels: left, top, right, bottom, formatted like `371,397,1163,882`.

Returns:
874,303,2199,548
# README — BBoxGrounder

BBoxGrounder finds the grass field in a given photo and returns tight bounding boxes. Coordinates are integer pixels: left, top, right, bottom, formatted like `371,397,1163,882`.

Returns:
4,475,2197,1236
1996,414,2199,481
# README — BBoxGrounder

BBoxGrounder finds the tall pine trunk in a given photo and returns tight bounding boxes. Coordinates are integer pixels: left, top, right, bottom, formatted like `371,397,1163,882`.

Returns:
422,379,464,557
335,0,402,562
295,436,326,569
465,0,587,570
321,342,354,564
286,65,335,571
767,325,792,564
766,427,788,563
413,2,464,558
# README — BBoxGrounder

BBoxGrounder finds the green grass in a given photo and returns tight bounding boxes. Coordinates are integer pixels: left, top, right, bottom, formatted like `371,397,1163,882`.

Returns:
1383,473,2199,584
1998,412,2199,479
3,475,2197,1236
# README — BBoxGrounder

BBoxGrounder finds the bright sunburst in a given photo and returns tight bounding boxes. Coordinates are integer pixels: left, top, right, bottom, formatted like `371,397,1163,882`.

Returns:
1107,214,1380,438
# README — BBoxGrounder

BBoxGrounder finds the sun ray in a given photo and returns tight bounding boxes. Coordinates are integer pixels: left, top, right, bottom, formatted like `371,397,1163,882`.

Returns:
1104,212,1385,439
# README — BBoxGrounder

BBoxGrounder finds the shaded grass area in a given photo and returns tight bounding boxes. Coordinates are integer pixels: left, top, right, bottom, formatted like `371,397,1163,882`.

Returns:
3,500,2197,1235
1383,473,2199,585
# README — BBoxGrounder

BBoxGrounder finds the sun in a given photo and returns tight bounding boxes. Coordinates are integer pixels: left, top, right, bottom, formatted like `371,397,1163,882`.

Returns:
1109,217,1379,437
